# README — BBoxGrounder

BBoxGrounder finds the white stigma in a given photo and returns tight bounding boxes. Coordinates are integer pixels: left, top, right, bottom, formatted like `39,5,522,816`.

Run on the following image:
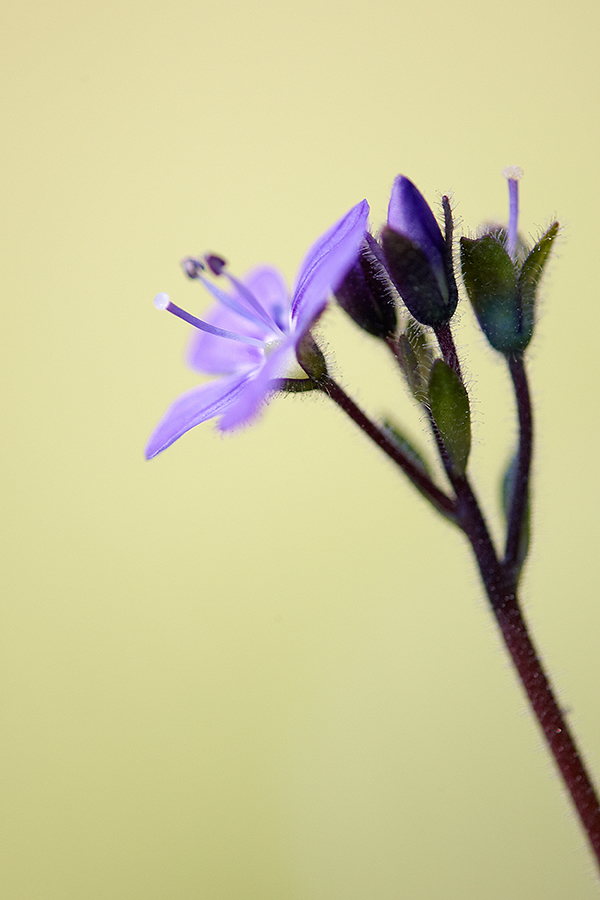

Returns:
502,165,523,181
154,292,171,310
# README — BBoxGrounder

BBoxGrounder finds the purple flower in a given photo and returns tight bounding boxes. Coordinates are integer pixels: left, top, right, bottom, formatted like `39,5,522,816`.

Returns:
145,200,369,458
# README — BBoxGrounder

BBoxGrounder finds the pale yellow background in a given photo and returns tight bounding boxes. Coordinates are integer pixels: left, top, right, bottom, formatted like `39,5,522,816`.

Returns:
2,0,599,897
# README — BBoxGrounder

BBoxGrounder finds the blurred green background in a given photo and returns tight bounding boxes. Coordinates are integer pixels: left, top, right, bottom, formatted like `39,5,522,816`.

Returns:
2,0,599,896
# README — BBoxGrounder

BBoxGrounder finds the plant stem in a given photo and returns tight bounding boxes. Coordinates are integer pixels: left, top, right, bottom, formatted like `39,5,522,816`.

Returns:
319,369,600,868
495,594,600,867
434,322,462,379
319,375,456,521
452,473,600,871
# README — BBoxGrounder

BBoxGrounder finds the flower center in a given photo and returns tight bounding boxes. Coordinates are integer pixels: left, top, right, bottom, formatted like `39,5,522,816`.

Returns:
262,336,308,379
263,338,284,358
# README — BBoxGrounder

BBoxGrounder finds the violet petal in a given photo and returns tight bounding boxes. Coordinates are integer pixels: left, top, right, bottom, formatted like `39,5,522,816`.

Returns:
241,266,290,331
186,304,265,375
387,176,444,277
291,200,369,335
187,266,288,374
217,339,296,432
145,373,251,458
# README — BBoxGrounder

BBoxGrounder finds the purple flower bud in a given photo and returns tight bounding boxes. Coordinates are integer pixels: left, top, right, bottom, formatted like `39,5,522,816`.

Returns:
382,176,458,328
388,176,447,298
334,235,397,338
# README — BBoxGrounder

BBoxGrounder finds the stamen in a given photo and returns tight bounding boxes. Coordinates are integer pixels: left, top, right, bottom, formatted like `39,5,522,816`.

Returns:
195,273,269,328
502,166,523,261
153,294,266,348
205,254,227,275
182,255,275,330
181,257,205,279
223,271,285,334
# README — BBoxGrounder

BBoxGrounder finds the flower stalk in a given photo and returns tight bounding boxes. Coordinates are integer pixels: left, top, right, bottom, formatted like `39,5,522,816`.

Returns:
319,374,457,522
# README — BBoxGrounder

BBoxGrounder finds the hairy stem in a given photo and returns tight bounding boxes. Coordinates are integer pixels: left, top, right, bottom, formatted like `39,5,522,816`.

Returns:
434,322,462,379
319,353,600,867
320,375,457,521
495,595,600,867
452,473,600,871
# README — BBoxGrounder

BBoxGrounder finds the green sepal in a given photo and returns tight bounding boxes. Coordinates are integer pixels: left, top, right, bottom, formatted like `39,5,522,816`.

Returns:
382,418,457,524
518,222,559,311
395,320,435,403
274,377,320,394
428,359,471,476
501,454,530,574
295,332,328,381
460,235,529,353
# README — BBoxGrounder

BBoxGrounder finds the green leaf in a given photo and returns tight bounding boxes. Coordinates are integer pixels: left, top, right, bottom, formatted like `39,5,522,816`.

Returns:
382,420,432,478
428,359,471,476
395,321,434,403
501,453,516,520
501,453,530,574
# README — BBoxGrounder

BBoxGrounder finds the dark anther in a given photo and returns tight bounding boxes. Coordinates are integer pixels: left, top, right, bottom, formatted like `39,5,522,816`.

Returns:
181,257,205,279
205,254,227,276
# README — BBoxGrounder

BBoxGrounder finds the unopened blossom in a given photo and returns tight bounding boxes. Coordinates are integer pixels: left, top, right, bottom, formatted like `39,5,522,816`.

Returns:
381,175,458,327
145,199,369,458
387,176,447,298
460,169,558,354
334,233,398,339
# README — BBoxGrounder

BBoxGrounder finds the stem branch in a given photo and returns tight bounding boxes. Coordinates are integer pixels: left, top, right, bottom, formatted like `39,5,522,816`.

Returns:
320,375,456,521
318,346,600,868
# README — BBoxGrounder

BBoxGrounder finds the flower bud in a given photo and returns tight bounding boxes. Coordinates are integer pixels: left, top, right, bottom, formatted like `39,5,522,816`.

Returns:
334,235,397,338
382,420,431,478
382,176,458,328
460,223,558,354
460,235,520,351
